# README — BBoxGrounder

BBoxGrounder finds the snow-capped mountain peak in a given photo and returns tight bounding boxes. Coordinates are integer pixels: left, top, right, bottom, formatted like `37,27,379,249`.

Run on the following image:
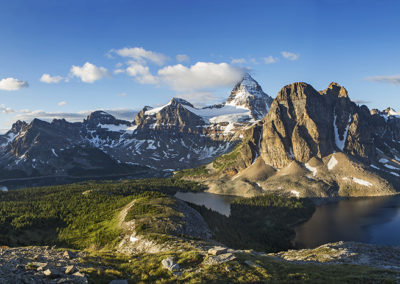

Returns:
225,73,273,120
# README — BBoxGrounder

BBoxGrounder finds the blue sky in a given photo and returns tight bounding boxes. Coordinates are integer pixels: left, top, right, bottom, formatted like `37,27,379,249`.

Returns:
0,0,399,130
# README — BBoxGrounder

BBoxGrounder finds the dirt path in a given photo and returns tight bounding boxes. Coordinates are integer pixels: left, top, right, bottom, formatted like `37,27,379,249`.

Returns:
117,200,136,229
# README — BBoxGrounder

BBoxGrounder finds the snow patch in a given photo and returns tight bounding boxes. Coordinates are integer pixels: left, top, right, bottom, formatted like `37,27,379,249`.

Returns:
379,158,389,163
146,140,156,150
327,156,338,170
51,148,59,157
290,190,300,197
343,177,372,187
98,123,135,133
129,235,139,243
334,113,351,151
144,101,172,115
384,164,400,170
305,163,317,176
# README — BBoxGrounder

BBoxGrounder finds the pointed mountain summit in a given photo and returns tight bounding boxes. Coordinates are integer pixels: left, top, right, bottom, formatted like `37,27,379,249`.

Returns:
201,82,400,198
225,73,273,120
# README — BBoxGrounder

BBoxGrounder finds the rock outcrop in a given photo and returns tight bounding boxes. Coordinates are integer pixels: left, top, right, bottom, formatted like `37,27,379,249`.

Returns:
201,82,400,197
270,241,400,270
0,246,90,283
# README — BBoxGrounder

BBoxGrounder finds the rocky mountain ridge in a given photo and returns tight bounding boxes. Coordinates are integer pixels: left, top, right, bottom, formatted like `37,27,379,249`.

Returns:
198,82,400,198
0,74,273,179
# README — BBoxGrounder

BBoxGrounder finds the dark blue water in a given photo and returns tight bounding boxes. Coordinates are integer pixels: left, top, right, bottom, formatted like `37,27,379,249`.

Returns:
295,195,400,248
176,192,400,248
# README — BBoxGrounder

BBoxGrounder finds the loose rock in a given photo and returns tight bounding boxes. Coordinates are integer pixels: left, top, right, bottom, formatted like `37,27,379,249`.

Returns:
208,246,227,256
161,257,180,272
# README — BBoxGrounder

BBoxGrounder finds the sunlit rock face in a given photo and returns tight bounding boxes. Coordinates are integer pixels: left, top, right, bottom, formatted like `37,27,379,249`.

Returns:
208,82,400,198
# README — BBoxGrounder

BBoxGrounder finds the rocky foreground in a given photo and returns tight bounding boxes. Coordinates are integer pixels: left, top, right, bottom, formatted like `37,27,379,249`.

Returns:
1,241,400,283
270,241,400,271
0,246,91,284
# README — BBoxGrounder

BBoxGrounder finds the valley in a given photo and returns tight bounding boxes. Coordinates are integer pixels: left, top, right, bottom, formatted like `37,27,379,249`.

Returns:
1,75,400,283
3,1,400,282
1,178,399,283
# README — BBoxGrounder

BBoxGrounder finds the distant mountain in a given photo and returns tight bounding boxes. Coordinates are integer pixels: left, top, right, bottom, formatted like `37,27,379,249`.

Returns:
200,82,400,198
0,73,273,179
226,73,273,120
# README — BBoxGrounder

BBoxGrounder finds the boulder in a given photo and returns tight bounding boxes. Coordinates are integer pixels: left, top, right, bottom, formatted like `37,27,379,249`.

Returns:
63,250,76,259
161,257,180,272
43,268,59,277
204,253,236,266
65,265,75,274
208,246,227,256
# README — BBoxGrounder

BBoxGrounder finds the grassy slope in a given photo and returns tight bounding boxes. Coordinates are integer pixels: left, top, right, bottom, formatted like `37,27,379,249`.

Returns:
0,179,398,283
0,178,203,248
81,250,399,283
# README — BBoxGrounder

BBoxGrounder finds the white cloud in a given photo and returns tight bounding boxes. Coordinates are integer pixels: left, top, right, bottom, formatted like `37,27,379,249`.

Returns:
70,62,110,83
126,61,158,84
14,110,89,123
175,91,220,105
176,54,190,63
107,108,138,120
12,108,138,124
249,58,258,64
0,104,15,113
281,51,299,61
117,92,127,97
112,47,168,66
114,69,125,74
231,58,247,64
365,74,400,85
0,77,28,91
157,62,245,92
58,101,67,106
40,74,63,84
263,56,279,64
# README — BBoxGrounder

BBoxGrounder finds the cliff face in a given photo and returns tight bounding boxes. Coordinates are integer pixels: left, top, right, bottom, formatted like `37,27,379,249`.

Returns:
259,82,376,168
203,82,400,198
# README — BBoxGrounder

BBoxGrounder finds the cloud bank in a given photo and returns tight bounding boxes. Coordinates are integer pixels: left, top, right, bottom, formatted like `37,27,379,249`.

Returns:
365,74,400,85
157,62,245,92
12,108,138,124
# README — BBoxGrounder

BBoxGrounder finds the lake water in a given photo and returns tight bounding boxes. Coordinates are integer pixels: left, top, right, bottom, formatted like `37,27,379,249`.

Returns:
295,195,400,248
176,192,400,248
174,191,238,216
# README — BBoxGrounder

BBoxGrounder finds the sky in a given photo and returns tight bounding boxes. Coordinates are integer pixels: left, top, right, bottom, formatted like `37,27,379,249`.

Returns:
0,0,399,131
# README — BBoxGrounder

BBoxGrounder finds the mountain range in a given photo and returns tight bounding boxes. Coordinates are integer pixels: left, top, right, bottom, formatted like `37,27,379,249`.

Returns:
0,73,273,179
1,73,400,198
